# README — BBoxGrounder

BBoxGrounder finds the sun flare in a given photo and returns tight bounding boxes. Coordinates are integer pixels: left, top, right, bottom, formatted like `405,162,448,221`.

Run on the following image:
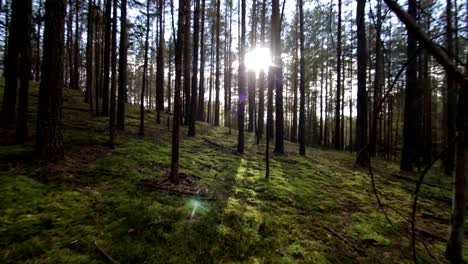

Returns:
244,47,271,74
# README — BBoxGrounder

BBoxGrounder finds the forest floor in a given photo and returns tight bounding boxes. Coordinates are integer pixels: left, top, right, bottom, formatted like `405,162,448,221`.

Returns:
0,85,465,263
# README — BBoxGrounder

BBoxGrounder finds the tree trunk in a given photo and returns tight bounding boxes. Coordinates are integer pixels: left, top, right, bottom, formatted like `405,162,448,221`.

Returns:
16,0,33,143
291,9,298,143
298,0,305,155
171,0,186,184
370,0,383,156
117,0,127,130
445,0,456,176
334,0,342,150
400,0,421,171
36,0,43,82
101,0,111,116
109,0,116,148
0,0,20,127
183,0,191,125
356,0,369,166
272,0,284,154
257,0,266,144
214,0,221,126
86,0,94,110
71,0,80,91
156,0,165,124
238,0,246,153
188,0,199,136
94,5,102,116
139,0,150,136
197,0,205,121
35,0,66,161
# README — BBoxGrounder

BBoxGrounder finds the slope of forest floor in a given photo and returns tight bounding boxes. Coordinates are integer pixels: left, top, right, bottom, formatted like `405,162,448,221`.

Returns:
0,85,465,263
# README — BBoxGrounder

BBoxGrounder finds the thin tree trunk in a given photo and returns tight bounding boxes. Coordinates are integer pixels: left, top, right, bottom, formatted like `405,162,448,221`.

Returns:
298,0,305,155
257,0,266,144
188,0,199,135
139,0,150,136
101,0,111,116
214,0,221,126
170,0,186,184
117,0,127,129
197,0,205,121
238,0,246,153
86,0,94,109
273,0,284,154
183,0,191,124
156,0,165,124
334,0,342,150
356,0,369,166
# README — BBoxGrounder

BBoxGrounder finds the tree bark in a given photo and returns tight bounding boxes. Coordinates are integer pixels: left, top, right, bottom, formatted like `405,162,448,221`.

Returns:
188,0,199,136
156,0,165,124
35,0,66,161
214,0,221,126
355,0,369,166
101,0,111,116
298,0,305,155
334,0,342,150
117,0,127,130
109,0,116,148
16,0,33,143
400,0,422,172
272,0,284,154
139,0,150,136
171,0,186,184
196,0,206,121
238,0,246,153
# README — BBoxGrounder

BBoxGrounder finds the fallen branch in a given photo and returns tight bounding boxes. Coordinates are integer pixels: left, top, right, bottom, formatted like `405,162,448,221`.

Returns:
322,225,366,255
94,240,119,264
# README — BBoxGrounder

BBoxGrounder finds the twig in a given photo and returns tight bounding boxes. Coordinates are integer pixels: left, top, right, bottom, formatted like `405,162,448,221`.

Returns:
94,240,119,264
322,225,365,255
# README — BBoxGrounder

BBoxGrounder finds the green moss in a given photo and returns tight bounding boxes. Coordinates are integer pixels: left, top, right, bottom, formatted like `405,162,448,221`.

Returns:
0,88,459,263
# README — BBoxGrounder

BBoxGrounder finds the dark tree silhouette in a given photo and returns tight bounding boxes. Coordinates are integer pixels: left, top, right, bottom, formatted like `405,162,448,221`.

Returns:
35,0,66,161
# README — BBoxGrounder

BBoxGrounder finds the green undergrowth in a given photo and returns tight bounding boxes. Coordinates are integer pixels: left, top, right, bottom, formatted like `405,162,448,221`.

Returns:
0,87,465,263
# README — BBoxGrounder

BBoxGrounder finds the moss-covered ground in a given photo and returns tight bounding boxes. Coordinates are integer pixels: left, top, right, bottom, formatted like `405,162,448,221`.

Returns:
0,86,465,263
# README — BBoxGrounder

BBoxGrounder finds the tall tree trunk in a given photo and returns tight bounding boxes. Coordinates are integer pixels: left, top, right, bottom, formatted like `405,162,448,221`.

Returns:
72,0,80,90
238,0,246,153
334,0,342,150
171,0,186,184
298,0,305,155
0,0,20,127
256,0,266,144
35,0,66,161
445,0,456,176
16,0,33,143
94,4,102,115
213,0,221,126
247,0,257,132
101,0,111,116
273,0,284,154
197,0,206,121
167,38,172,113
183,0,191,125
86,0,94,109
139,0,150,136
117,0,127,129
291,8,298,143
356,0,369,166
370,0,383,156
156,0,165,124
109,0,116,147
36,0,43,81
188,0,199,136
400,0,421,171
